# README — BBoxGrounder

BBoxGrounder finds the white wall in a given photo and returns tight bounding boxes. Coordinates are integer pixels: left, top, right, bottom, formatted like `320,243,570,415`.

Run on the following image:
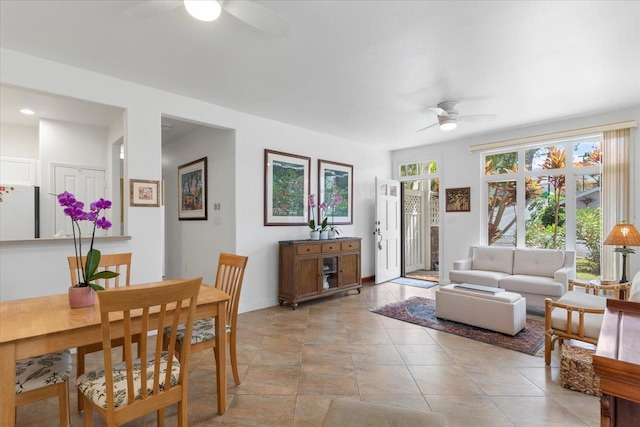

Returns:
392,105,640,284
0,48,391,308
0,123,38,159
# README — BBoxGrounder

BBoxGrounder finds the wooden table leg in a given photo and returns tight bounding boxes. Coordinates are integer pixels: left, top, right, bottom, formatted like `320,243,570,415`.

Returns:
216,301,227,414
0,342,17,426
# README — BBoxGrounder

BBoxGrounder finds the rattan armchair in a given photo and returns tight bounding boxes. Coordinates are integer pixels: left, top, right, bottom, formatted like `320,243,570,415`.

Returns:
544,279,631,365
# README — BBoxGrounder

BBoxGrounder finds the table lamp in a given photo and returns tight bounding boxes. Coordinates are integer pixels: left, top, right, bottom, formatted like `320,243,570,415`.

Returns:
603,222,640,283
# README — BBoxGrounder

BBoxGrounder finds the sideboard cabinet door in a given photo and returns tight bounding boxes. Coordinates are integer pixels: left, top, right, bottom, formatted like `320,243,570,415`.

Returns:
279,238,362,309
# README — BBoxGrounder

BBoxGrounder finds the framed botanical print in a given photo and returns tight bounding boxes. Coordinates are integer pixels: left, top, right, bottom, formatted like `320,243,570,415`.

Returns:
445,187,471,212
178,157,207,220
130,179,160,207
264,149,310,226
318,159,353,225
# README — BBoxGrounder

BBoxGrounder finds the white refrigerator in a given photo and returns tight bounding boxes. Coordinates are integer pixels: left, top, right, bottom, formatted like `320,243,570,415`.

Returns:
0,185,39,240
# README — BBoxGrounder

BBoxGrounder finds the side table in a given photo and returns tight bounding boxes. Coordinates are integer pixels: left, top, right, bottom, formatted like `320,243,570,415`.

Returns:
588,279,628,300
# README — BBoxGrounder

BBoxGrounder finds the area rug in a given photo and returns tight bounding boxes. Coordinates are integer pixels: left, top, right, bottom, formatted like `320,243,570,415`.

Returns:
388,277,438,290
371,296,544,356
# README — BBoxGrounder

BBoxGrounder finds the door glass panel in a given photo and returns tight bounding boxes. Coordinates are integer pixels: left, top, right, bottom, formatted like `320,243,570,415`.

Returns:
575,173,602,279
525,174,566,249
487,180,516,246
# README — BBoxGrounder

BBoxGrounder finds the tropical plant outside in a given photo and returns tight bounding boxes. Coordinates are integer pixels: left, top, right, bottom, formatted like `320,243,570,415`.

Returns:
485,137,602,278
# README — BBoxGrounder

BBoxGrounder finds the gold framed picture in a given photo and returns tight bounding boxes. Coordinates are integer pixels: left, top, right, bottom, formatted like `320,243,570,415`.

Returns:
130,179,160,207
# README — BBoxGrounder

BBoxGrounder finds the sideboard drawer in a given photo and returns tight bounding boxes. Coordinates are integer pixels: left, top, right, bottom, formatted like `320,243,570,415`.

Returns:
322,242,341,253
296,244,321,255
341,241,360,251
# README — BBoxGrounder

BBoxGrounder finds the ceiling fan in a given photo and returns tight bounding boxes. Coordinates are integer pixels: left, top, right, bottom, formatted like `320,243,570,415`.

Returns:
416,101,497,133
124,0,291,36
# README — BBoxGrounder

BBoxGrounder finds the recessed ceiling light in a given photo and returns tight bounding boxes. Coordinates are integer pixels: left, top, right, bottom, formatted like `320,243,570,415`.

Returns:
20,108,35,115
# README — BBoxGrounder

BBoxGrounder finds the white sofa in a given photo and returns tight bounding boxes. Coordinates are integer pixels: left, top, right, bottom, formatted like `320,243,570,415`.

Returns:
449,245,575,310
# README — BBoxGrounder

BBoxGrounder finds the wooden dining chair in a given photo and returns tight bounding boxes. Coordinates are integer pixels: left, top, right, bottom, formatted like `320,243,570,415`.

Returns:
77,278,202,427
68,252,134,411
15,350,72,426
164,253,248,385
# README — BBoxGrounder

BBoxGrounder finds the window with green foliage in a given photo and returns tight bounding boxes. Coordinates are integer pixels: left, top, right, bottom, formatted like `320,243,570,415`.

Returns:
484,135,602,279
400,161,437,177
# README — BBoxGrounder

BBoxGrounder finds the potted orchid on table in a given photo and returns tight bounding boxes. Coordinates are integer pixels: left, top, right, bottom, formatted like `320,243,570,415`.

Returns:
327,195,344,239
308,194,320,240
57,191,119,308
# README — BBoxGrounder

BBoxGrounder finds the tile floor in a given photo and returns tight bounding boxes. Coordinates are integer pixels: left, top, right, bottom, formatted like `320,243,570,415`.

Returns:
17,281,600,426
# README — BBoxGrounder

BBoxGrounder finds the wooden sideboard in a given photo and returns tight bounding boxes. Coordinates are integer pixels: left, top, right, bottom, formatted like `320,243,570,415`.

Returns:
593,299,640,427
278,237,362,309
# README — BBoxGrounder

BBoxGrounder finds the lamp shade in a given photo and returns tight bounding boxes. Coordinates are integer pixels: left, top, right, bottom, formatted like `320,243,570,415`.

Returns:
603,223,640,247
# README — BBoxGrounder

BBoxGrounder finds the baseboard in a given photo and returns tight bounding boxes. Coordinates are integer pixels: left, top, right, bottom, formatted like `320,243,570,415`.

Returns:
362,275,375,283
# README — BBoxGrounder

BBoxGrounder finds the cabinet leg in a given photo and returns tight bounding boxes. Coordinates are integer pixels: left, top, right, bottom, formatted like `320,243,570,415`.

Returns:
278,299,284,306
292,303,298,310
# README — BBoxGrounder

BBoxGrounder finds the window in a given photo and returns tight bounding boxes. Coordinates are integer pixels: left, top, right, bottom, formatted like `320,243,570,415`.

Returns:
483,135,602,279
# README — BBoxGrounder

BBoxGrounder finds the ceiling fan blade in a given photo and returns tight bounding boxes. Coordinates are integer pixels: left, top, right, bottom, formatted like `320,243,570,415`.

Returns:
428,107,447,117
124,1,182,19
223,0,291,36
459,114,497,123
416,122,440,133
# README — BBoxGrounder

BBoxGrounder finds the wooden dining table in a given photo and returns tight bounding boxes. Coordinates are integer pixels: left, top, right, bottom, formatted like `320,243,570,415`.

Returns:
0,280,230,425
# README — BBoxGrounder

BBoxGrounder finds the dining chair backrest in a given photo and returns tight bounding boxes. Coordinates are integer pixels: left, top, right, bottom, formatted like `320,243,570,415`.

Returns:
94,278,202,424
67,252,132,288
216,253,249,328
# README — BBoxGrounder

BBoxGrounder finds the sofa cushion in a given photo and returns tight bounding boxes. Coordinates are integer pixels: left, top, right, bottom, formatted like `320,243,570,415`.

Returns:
551,291,606,339
449,269,510,287
472,246,513,274
630,270,640,302
513,248,564,278
499,274,565,297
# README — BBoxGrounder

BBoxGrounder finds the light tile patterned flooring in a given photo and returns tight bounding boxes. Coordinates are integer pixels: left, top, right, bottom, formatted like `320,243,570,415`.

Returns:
17,281,600,426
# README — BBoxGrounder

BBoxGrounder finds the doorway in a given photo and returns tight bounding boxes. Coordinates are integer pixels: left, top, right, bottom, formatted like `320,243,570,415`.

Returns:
400,175,440,283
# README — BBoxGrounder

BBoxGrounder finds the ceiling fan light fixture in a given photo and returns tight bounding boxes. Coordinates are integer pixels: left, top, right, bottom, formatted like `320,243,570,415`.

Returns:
184,0,222,22
439,119,457,131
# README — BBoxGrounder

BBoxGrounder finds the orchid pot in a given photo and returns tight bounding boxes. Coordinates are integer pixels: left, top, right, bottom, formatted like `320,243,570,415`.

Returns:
57,191,119,308
68,286,96,308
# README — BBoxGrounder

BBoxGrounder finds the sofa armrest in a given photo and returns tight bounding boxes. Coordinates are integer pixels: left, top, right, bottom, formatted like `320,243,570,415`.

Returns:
453,259,472,270
553,266,575,290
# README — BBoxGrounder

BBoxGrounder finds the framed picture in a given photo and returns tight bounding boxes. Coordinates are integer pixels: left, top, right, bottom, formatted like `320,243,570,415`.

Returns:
445,187,471,212
130,179,160,207
318,159,353,224
264,149,310,226
178,157,207,220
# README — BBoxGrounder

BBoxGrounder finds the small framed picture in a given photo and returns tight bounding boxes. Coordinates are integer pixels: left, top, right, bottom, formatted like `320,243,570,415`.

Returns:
445,187,471,212
178,157,208,220
130,179,160,207
264,149,310,226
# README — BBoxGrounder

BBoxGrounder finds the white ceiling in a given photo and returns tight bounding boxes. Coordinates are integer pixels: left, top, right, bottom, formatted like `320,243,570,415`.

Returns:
0,84,123,128
1,1,639,151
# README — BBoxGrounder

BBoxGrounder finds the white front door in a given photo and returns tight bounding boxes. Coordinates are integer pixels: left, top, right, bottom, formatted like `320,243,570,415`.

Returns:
374,177,401,284
54,165,106,237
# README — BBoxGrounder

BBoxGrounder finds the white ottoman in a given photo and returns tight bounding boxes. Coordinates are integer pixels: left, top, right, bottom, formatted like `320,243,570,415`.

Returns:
436,284,526,335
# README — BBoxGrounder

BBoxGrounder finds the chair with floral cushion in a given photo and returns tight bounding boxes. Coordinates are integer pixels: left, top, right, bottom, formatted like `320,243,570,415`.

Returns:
544,278,631,365
68,252,135,412
163,253,248,386
15,350,72,426
76,278,201,427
